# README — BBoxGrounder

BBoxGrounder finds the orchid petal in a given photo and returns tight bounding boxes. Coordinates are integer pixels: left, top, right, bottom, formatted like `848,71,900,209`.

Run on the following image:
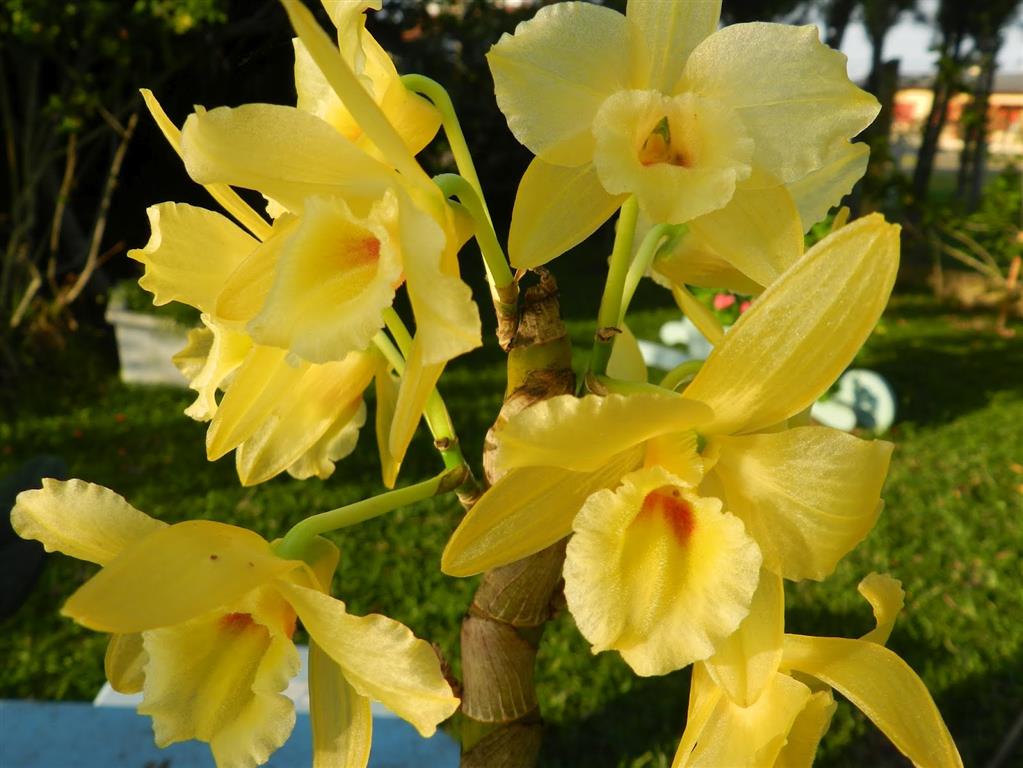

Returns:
12,478,165,566
309,639,372,768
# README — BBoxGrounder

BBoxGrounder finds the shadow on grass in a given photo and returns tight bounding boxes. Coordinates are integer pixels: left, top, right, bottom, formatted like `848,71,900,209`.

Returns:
864,330,1023,428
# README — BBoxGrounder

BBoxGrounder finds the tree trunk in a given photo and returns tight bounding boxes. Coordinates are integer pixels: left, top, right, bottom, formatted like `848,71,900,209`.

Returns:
824,0,857,49
912,33,965,201
459,269,574,768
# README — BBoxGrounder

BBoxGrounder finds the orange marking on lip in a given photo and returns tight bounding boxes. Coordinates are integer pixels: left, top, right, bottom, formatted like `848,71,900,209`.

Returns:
345,237,381,269
219,612,255,632
639,486,695,545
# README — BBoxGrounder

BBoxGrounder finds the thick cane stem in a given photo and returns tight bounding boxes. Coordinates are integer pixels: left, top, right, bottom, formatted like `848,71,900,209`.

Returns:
459,270,574,767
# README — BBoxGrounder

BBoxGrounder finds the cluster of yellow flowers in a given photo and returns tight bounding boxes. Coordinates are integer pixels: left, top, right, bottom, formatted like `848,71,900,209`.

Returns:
12,1,962,767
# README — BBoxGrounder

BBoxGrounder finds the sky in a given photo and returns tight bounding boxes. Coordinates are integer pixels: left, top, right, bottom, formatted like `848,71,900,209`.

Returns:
833,0,1023,81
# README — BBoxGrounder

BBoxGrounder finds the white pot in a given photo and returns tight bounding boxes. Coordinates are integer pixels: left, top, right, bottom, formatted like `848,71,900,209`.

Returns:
105,293,189,387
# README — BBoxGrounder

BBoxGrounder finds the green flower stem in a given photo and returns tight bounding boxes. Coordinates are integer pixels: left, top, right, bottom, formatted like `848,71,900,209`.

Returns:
589,196,639,378
276,465,468,561
401,75,488,215
660,359,705,392
620,223,686,323
380,308,467,471
433,172,516,297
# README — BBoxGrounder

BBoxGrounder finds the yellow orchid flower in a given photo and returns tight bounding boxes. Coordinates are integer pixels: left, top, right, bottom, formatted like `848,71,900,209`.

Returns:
675,572,962,768
175,0,482,464
442,214,900,676
293,0,440,158
488,1,878,267
130,201,378,487
11,479,459,768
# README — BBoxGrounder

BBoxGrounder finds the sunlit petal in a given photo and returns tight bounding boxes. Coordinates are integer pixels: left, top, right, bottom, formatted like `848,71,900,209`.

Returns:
63,521,299,633
139,588,300,767
442,447,644,577
309,639,372,768
707,427,892,580
683,214,900,435
680,23,879,183
785,141,870,232
508,158,623,269
12,478,165,566
704,569,784,706
626,0,720,93
105,633,147,694
783,636,963,768
181,103,393,214
129,203,257,314
277,582,459,737
566,466,761,676
495,393,712,474
858,572,905,646
773,690,837,768
488,1,633,165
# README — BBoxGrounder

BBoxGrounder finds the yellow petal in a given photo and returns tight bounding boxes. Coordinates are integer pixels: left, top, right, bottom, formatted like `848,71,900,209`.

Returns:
374,361,403,488
105,633,146,694
487,1,632,165
626,0,720,92
387,339,440,462
442,447,644,577
858,572,905,646
565,465,761,676
235,353,375,486
284,400,366,483
685,183,804,290
783,635,963,768
707,427,892,580
206,345,305,461
674,664,724,768
606,323,648,383
63,520,299,633
140,88,273,242
683,214,900,435
653,231,764,295
592,89,753,224
508,157,624,269
280,0,429,186
680,23,879,184
377,72,442,157
276,582,459,736
215,213,300,329
309,639,372,768
174,318,253,422
785,141,870,232
11,478,165,566
772,690,837,768
676,671,812,768
247,193,402,364
128,203,257,315
138,588,300,767
704,569,784,707
399,189,481,365
300,535,342,594
670,284,725,347
495,393,712,474
181,103,393,214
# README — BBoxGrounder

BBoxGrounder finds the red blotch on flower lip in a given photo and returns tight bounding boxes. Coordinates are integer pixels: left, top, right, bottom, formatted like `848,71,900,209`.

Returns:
639,486,695,546
345,236,381,268
219,612,255,632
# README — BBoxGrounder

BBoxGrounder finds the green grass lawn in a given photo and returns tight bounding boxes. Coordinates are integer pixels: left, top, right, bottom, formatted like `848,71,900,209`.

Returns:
2,254,1021,766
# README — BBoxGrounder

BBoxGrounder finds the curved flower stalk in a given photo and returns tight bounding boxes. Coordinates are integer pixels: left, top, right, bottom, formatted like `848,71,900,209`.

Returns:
12,479,459,768
675,572,962,768
442,214,899,676
488,0,878,268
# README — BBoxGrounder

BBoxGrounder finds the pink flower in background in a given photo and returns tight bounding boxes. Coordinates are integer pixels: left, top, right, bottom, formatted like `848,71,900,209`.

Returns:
713,293,736,311
739,300,752,314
